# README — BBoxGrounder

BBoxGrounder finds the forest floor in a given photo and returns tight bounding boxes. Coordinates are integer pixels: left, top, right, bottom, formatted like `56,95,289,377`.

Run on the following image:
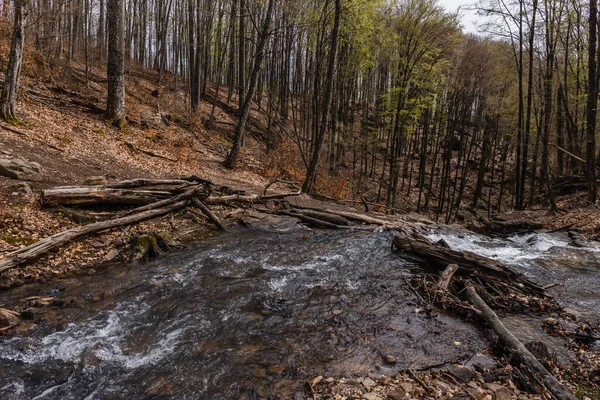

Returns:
1,56,600,398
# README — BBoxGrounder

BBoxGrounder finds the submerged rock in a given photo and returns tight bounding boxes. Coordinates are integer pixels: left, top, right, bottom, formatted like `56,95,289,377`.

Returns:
145,377,173,396
0,307,21,327
446,364,475,383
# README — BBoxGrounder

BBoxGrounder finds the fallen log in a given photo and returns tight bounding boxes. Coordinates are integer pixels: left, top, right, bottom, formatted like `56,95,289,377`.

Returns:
392,234,545,296
41,184,209,208
293,209,350,226
465,282,577,400
191,197,226,231
204,191,301,205
438,264,459,290
291,206,391,226
122,188,200,216
278,211,344,230
106,179,192,189
0,200,190,273
41,187,174,207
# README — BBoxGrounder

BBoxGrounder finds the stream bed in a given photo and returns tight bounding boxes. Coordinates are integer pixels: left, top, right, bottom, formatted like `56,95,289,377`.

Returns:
0,222,598,399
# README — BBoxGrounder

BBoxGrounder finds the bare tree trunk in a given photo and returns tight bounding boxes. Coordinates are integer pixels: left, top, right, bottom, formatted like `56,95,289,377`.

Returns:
98,0,106,61
301,0,342,193
587,0,598,203
224,0,275,168
105,0,125,124
0,0,24,122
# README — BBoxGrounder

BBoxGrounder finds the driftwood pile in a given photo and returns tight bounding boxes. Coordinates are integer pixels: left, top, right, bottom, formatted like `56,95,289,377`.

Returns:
0,176,303,273
392,232,576,400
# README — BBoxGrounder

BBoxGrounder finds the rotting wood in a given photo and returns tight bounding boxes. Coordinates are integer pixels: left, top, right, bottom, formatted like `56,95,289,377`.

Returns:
293,209,350,226
122,188,199,216
438,264,459,290
0,200,190,273
106,179,193,189
277,211,344,230
41,187,174,207
392,234,545,296
41,183,209,208
204,191,301,205
291,205,391,226
465,281,577,400
191,196,226,231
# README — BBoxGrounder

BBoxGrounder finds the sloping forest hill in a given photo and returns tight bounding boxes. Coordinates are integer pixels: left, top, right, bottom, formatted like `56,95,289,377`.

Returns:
3,0,600,242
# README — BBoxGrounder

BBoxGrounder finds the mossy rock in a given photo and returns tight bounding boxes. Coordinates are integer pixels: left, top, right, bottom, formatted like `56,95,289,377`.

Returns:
129,232,173,262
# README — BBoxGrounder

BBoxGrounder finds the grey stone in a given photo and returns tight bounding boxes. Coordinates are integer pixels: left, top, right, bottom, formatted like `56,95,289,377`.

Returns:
0,157,44,181
105,248,119,262
362,377,376,392
446,364,475,383
11,182,33,195
91,241,104,248
362,394,381,400
383,354,397,365
386,388,406,400
485,383,512,400
399,382,413,393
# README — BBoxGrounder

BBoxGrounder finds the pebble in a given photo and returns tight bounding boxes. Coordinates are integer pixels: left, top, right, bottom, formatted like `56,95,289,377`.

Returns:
105,248,119,262
362,377,376,392
446,364,475,383
91,241,104,248
307,376,323,387
399,382,413,393
266,365,285,375
383,354,397,365
386,388,406,400
362,393,382,400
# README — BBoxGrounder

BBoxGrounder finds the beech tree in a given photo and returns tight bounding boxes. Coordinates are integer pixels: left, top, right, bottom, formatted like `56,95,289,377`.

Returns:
0,0,24,122
105,0,125,124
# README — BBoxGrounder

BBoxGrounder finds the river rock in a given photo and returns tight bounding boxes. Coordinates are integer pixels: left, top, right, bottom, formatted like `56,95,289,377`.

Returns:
383,354,397,365
105,248,119,262
307,375,323,387
386,387,407,400
362,377,376,391
0,308,21,327
362,393,382,400
485,383,511,400
0,157,44,182
267,365,285,375
145,377,173,396
446,364,475,383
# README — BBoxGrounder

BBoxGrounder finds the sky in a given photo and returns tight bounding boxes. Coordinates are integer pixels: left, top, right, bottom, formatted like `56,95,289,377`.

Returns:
438,0,481,34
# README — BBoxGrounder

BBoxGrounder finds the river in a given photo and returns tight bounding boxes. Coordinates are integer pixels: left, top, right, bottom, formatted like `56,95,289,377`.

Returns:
0,221,598,399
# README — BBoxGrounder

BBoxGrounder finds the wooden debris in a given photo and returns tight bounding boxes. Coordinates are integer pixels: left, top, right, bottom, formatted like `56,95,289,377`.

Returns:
191,197,226,231
438,264,459,290
392,234,545,296
41,187,174,207
465,281,577,400
41,180,209,208
0,199,190,273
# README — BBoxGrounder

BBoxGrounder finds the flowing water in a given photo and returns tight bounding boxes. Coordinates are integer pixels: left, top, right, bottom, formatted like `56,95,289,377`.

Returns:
0,222,486,399
426,231,600,315
1,222,598,399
